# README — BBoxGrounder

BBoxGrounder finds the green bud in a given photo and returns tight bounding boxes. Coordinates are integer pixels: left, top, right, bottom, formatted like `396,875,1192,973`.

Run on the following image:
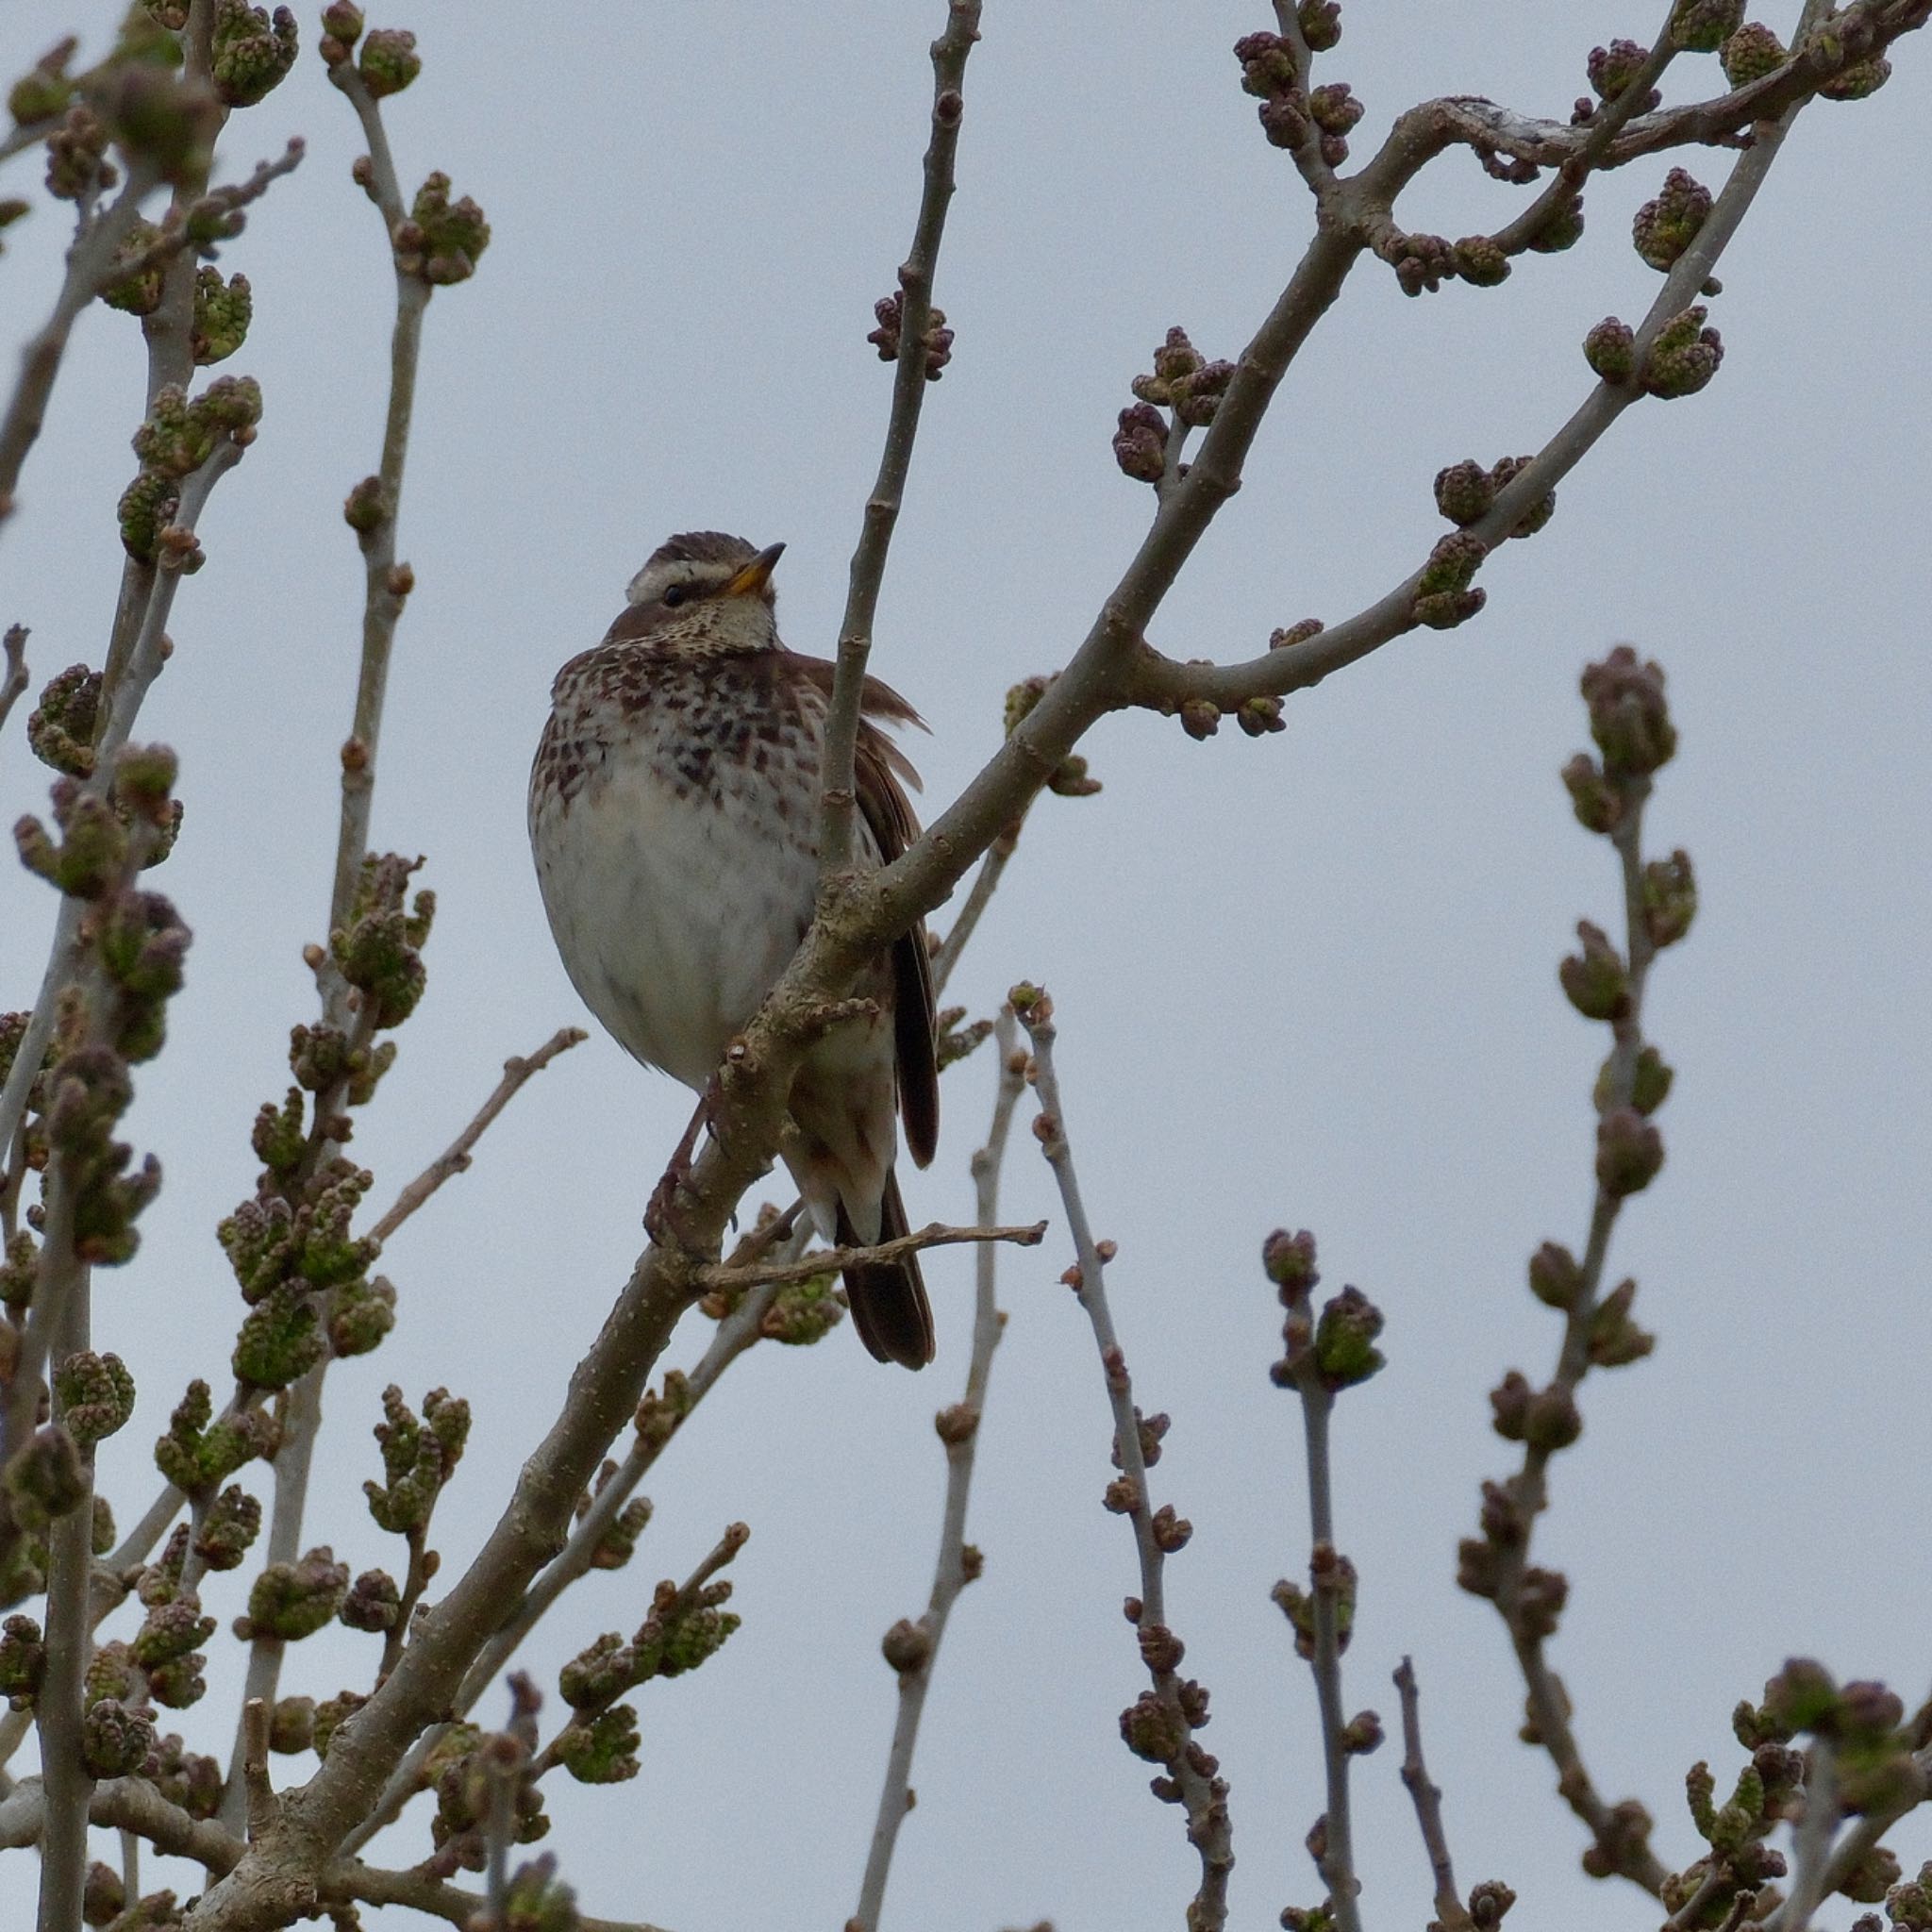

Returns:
1559,920,1630,1021
9,42,76,125
1642,849,1697,947
117,470,181,565
1433,459,1493,526
1526,1241,1583,1310
339,1566,401,1631
194,1484,261,1571
1595,1106,1664,1197
80,1696,154,1777
328,1273,396,1357
233,1283,325,1389
133,1596,214,1668
0,1614,46,1707
1720,23,1787,85
101,220,167,316
1313,1286,1385,1388
312,1689,366,1757
1584,1324,1658,1447
191,267,252,364
5,1425,87,1531
25,665,101,777
269,1694,314,1753
1633,168,1711,271
1669,0,1743,54
210,0,299,106
245,1545,349,1640
56,1351,136,1445
1584,316,1636,384
1642,306,1724,399
358,25,419,96
556,1703,641,1783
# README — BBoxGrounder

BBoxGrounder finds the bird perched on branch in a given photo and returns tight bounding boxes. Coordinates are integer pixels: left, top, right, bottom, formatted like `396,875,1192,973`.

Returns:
527,531,939,1367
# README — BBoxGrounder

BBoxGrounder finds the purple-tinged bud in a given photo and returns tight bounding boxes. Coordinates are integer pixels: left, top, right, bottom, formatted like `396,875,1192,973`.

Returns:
1454,235,1509,287
1434,459,1493,526
1720,22,1787,85
1299,0,1341,51
1633,168,1711,271
1670,0,1744,53
1642,306,1724,399
1258,92,1308,149
1489,1369,1531,1440
1527,194,1585,254
1413,531,1486,629
1588,40,1661,107
1561,752,1623,834
1595,1106,1664,1196
357,25,418,96
1527,1241,1583,1310
1263,1228,1320,1298
81,1697,155,1778
1524,1385,1582,1452
1642,850,1697,948
1112,402,1167,483
1120,1689,1185,1763
1516,1567,1568,1640
1179,699,1220,741
1585,317,1636,383
1581,646,1675,775
1559,920,1630,1022
1341,1709,1383,1755
1588,1278,1656,1367
340,1567,401,1632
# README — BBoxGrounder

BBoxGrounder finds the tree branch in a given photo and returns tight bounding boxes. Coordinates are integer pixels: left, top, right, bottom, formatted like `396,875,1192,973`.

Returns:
1014,988,1233,1930
698,1217,1042,1294
366,1026,587,1243
817,0,982,879
1394,1657,1472,1932
853,1008,1024,1928
0,162,158,532
0,623,27,745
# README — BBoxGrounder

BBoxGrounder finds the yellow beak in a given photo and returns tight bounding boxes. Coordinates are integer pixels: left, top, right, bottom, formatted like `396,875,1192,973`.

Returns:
721,541,785,597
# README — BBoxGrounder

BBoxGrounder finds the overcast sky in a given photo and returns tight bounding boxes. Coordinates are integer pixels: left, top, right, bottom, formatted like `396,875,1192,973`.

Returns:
2,5,1929,1929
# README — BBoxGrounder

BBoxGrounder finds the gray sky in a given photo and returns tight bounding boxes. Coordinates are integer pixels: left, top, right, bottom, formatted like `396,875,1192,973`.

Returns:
2,4,1929,1928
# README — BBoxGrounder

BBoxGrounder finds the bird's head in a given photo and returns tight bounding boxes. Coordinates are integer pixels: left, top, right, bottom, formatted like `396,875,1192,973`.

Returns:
617,530,785,650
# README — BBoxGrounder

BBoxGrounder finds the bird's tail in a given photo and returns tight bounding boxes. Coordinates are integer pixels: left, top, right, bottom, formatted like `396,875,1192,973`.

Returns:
837,1168,934,1370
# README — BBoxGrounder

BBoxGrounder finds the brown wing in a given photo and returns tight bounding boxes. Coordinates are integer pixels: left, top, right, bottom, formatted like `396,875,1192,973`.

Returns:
853,712,940,1169
791,656,940,1169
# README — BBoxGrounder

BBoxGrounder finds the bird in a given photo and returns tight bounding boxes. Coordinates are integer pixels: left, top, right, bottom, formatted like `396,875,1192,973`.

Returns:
527,530,940,1368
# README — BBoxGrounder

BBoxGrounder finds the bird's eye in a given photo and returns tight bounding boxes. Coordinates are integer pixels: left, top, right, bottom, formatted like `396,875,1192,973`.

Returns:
661,583,689,608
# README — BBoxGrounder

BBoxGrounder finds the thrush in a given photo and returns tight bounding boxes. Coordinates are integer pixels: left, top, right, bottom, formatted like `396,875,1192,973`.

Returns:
527,531,940,1368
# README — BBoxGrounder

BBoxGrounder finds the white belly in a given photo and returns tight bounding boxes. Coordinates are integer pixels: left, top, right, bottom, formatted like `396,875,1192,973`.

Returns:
530,750,818,1091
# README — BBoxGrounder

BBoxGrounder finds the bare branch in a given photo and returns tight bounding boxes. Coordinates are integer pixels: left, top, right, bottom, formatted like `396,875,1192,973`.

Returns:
366,1026,587,1243
1394,1657,1472,1932
1779,1742,1840,1932
1015,987,1233,1929
699,1217,1042,1294
1272,1252,1362,1932
0,161,158,534
0,426,247,1208
0,624,27,743
96,140,307,289
817,0,983,878
853,1008,1025,1928
930,831,1015,996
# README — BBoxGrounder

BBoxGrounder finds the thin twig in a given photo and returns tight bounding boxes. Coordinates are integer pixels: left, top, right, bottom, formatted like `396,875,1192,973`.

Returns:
929,832,1015,996
853,1008,1024,1929
322,58,431,943
817,0,983,879
1274,1256,1362,1932
528,1523,749,1780
0,430,246,1219
98,141,306,288
0,623,27,743
1394,1658,1471,1932
367,1027,588,1243
1015,988,1233,1929
215,58,437,1824
699,1218,1042,1293
0,162,158,531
